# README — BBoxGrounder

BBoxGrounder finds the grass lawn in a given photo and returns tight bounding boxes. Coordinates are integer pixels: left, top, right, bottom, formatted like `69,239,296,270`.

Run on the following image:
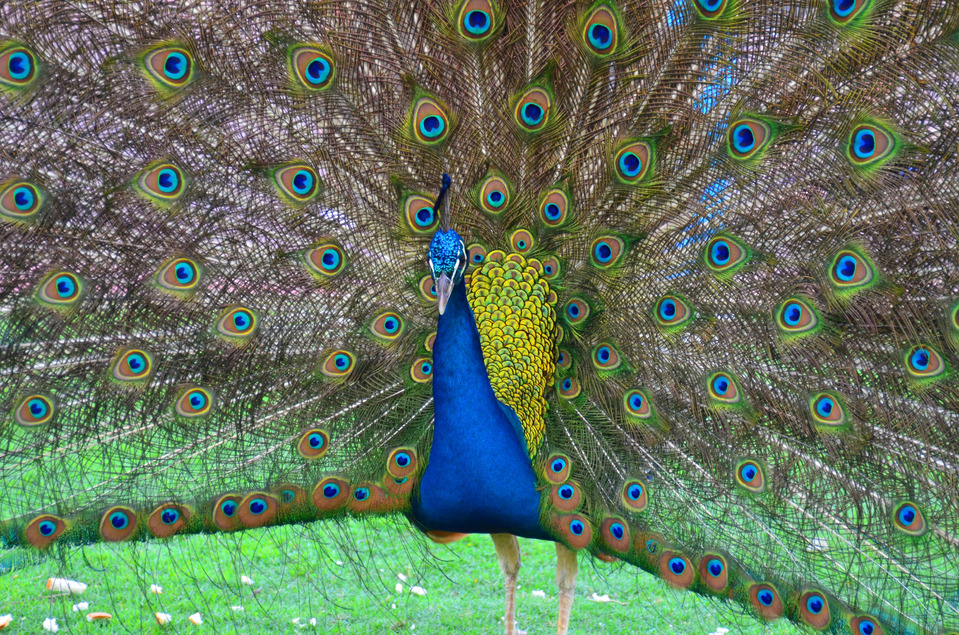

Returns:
0,519,798,634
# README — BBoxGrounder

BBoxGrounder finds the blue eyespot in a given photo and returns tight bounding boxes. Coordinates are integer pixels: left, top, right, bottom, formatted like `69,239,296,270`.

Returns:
189,392,206,410
521,103,543,125
419,115,445,138
629,393,643,410
712,376,729,395
854,129,876,158
627,484,643,500
783,302,802,326
164,52,188,80
610,522,625,540
588,23,612,50
157,168,179,193
835,254,858,281
395,452,411,467
699,0,723,10
353,487,369,501
898,505,917,526
127,353,145,373
816,397,834,417
28,398,48,418
8,51,32,80
669,557,686,575
308,432,324,449
732,124,755,153
464,10,491,34
710,240,730,265
707,558,724,577
420,361,432,376
659,299,676,320
305,57,330,85
562,378,572,391
833,0,855,16
13,186,35,211
551,458,567,473
486,190,504,206
558,485,575,500
910,348,930,371
740,464,757,481
233,310,251,331
221,501,237,516
175,264,194,283
161,509,179,524
567,304,580,319
645,539,658,554
281,490,295,503
758,589,774,606
596,346,611,363
248,498,267,515
415,206,434,228
323,484,340,498
544,203,562,221
618,152,641,177
110,511,129,529
335,354,350,369
292,170,314,195
858,618,876,635
569,519,584,535
593,241,613,263
806,595,824,614
39,520,57,536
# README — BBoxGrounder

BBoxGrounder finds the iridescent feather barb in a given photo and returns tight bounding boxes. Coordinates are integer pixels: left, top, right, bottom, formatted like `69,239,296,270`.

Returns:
1,0,959,634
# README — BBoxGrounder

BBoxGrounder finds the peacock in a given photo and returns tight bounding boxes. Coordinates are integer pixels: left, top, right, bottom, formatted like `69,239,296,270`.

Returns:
1,0,958,633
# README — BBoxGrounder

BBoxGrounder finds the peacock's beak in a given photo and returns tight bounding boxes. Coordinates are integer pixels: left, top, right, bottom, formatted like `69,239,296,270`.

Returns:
435,272,452,316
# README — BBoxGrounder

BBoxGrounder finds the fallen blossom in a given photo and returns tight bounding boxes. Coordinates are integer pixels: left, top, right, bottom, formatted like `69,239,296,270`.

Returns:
590,593,611,603
42,617,59,632
156,613,172,625
309,618,317,627
86,612,111,622
150,584,163,594
410,586,426,596
0,615,11,630
531,590,546,599
188,612,203,625
230,606,244,612
397,573,408,582
46,578,86,594
395,583,403,593
72,602,89,612
240,575,253,585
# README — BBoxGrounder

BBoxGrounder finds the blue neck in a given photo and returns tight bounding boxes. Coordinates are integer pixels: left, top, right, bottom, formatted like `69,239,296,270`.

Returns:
411,280,548,539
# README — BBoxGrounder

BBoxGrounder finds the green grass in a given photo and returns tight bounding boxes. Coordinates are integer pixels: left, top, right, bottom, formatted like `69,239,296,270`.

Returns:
0,519,799,634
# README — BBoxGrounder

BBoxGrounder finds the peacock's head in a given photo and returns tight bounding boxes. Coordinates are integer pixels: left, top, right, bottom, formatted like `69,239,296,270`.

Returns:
428,229,466,316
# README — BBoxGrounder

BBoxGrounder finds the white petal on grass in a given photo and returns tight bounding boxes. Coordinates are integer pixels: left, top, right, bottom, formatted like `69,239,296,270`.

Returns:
335,560,343,566
188,613,203,625
0,615,11,630
410,586,426,596
72,602,89,612
397,573,408,582
309,618,317,627
42,617,59,632
590,593,611,602
395,583,403,593
531,590,547,598
230,606,244,612
240,575,253,585
149,584,163,594
46,578,86,594
156,613,172,625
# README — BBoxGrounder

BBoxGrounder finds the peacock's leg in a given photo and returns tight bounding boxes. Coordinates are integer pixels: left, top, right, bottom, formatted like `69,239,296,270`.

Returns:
491,533,522,635
555,542,578,635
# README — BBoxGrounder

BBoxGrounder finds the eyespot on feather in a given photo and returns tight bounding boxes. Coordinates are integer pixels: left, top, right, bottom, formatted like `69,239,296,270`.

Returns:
272,484,308,512
541,256,562,280
704,235,749,275
0,179,44,223
419,274,438,302
727,118,771,160
134,162,186,206
707,371,740,405
410,357,433,383
312,476,350,513
24,515,67,549
411,96,451,145
850,615,886,635
370,311,405,341
237,493,278,528
216,306,258,343
623,389,652,420
478,174,510,214
289,45,335,90
590,236,625,268
809,392,847,429
798,589,832,630
581,4,619,56
273,163,320,205
904,344,945,380
305,242,347,279
297,429,330,460
99,506,138,542
828,249,875,291
387,448,417,478
147,503,190,538
829,0,872,23
591,342,622,370
600,517,631,553
321,350,356,378
539,188,570,227
613,141,653,184
544,454,572,484
142,45,194,92
891,501,927,536
36,270,84,311
659,552,695,589
848,123,896,167
776,296,819,336
698,554,730,594
735,459,766,493
110,348,154,384
550,513,592,550
510,229,534,254
557,376,581,399
0,43,39,90
621,479,648,512
513,86,551,133
564,298,590,326
212,494,243,531
404,194,438,233
692,0,731,19
347,482,390,513
655,295,693,330
175,387,215,419
467,243,487,266
14,393,57,427
156,257,201,297
457,0,498,41
549,482,582,512
749,582,784,620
